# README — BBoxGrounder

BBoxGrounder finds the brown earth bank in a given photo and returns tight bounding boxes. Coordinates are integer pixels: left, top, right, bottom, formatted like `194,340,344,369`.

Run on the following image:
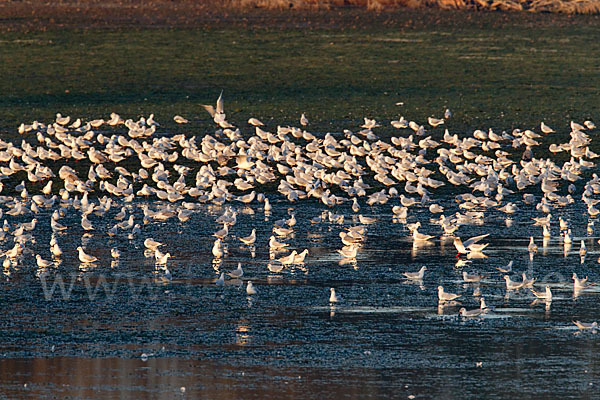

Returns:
1,0,600,32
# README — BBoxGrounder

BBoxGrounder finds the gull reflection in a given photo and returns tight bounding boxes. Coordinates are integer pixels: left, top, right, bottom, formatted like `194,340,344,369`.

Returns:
267,262,284,274
411,240,433,259
78,262,97,272
212,258,223,272
542,236,549,256
235,320,252,346
338,257,358,269
455,259,471,268
404,279,425,291
564,242,572,257
439,235,454,256
438,300,461,315
531,298,552,312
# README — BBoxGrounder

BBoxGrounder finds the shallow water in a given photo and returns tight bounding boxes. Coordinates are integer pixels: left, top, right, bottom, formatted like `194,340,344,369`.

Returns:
0,196,599,399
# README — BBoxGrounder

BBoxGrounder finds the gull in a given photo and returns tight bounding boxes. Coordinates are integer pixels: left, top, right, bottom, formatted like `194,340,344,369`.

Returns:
173,115,188,124
503,275,524,290
228,263,244,278
111,248,120,259
444,108,452,119
287,214,296,227
361,117,379,129
391,118,408,129
497,260,513,273
213,224,229,239
36,255,53,269
540,122,554,134
571,120,586,131
572,273,589,289
531,285,552,301
50,243,63,257
273,226,294,236
246,281,257,295
329,288,340,303
300,113,308,126
114,207,127,221
202,90,224,118
178,209,193,222
144,238,163,251
349,198,359,214
403,266,427,280
463,271,485,283
573,321,598,330
412,227,434,241
438,286,461,302
248,118,263,126
429,204,444,213
459,307,483,318
533,214,552,226
215,272,225,286
13,225,24,237
69,118,81,129
442,222,458,235
239,229,256,245
269,236,288,251
358,215,376,225
480,297,493,311
400,195,418,207
55,113,70,125
155,251,170,265
454,233,490,255
528,237,538,253
212,239,224,258
294,249,309,263
117,215,134,230
522,272,536,288
42,181,53,195
5,243,22,259
278,250,297,265
81,215,94,231
338,245,359,259
579,240,587,257
77,246,98,263
428,117,444,127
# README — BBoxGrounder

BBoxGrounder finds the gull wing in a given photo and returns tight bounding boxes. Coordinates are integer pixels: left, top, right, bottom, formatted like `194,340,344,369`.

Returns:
216,90,224,115
201,104,216,118
463,233,490,248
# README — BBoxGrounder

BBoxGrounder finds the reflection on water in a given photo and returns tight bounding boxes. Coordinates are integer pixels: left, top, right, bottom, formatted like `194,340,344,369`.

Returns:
0,199,600,399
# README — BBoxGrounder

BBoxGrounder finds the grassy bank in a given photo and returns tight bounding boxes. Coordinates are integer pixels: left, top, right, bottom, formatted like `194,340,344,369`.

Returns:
0,20,599,138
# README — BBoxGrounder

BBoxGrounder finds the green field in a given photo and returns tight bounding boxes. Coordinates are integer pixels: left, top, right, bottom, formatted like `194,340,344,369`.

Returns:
1,19,599,137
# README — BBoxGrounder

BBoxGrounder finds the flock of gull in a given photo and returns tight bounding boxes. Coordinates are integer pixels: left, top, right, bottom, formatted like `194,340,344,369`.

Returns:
2,92,599,330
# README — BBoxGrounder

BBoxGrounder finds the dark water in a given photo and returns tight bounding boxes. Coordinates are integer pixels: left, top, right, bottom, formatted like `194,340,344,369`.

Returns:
0,197,599,399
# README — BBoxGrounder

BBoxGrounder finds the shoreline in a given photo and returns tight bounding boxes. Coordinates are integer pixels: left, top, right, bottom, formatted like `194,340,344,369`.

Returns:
1,2,599,32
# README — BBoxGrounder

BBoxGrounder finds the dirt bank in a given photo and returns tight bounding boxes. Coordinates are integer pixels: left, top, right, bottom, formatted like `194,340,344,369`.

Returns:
1,0,599,32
